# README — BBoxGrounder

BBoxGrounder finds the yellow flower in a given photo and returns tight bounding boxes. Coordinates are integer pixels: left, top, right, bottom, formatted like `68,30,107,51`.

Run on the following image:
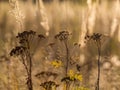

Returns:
74,74,82,82
68,70,75,80
68,70,74,77
68,70,83,81
51,60,62,68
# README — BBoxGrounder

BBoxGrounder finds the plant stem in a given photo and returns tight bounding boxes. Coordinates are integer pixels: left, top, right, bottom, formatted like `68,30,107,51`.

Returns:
28,42,33,90
25,41,33,90
96,41,101,90
28,55,33,90
64,40,69,90
64,41,69,76
21,53,33,90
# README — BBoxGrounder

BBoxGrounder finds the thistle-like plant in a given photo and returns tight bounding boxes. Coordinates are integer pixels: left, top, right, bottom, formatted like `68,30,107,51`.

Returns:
10,30,45,90
85,33,102,90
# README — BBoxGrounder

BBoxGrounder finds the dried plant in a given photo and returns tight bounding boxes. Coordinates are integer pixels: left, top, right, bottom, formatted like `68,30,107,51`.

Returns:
79,12,88,47
110,0,119,36
110,0,120,42
40,81,59,90
87,0,96,35
1,0,119,89
36,0,50,36
46,31,83,90
35,71,58,80
9,0,25,32
85,33,102,90
35,71,59,90
10,30,45,90
79,0,97,47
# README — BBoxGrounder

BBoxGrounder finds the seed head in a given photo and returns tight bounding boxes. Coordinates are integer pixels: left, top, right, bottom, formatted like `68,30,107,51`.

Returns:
10,46,26,56
55,31,70,41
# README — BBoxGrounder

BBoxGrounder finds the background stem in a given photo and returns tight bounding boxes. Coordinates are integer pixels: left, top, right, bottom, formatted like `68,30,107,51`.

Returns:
96,41,101,90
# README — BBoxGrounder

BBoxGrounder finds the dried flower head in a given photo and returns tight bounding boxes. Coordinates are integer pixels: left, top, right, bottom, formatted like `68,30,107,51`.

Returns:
85,33,102,41
9,30,46,90
10,30,46,57
40,81,59,89
15,30,46,51
35,71,58,79
10,46,26,56
38,34,46,39
16,30,36,40
55,31,71,41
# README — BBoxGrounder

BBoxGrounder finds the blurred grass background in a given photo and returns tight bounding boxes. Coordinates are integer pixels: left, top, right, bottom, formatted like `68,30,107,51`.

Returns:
0,0,120,90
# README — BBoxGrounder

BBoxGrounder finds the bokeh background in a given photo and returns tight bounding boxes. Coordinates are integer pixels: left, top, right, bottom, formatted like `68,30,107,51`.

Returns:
0,0,120,90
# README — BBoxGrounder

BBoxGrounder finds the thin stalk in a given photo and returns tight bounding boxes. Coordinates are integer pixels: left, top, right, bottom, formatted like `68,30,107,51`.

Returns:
21,55,33,90
27,41,33,90
95,41,101,90
64,40,69,76
23,40,33,90
21,56,29,76
64,40,69,90
28,54,33,90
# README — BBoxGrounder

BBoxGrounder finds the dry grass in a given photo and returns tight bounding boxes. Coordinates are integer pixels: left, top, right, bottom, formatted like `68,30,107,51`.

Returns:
0,0,120,90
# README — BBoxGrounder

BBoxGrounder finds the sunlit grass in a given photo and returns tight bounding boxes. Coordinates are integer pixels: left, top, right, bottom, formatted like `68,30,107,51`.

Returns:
0,0,120,90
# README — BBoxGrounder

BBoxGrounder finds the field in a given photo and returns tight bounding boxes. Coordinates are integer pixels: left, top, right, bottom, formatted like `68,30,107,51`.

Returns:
0,0,120,90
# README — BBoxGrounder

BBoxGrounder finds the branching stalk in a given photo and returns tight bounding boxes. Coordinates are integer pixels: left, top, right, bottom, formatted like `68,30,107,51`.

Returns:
26,40,33,90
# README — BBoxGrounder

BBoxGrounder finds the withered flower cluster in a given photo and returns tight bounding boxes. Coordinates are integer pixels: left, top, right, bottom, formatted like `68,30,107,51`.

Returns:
85,33,103,90
16,30,36,46
10,30,45,57
17,30,36,38
49,31,81,87
38,34,46,39
10,46,26,56
10,30,46,90
35,71,58,79
85,33,102,41
40,81,59,90
55,31,71,41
